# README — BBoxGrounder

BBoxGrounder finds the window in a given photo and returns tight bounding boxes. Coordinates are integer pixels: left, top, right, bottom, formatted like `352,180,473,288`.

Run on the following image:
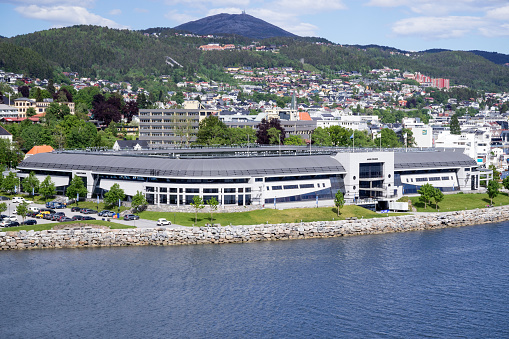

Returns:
186,188,199,194
416,178,428,182
146,187,155,192
429,177,441,181
203,188,219,194
255,178,263,182
283,185,298,190
272,186,282,190
442,177,449,180
160,187,168,193
300,184,314,189
224,188,236,193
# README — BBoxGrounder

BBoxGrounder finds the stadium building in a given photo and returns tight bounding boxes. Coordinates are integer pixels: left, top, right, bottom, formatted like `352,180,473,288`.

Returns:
17,146,489,210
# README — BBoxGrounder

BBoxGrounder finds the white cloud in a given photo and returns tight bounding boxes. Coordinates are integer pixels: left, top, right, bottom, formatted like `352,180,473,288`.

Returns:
366,0,509,15
486,5,509,21
285,22,318,36
392,16,483,39
165,10,198,24
479,23,509,37
275,0,345,12
164,0,250,7
109,9,121,15
14,5,129,29
3,0,96,7
206,7,243,16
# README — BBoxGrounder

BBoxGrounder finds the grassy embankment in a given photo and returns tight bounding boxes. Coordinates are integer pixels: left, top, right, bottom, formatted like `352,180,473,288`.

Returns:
139,205,403,227
405,191,509,212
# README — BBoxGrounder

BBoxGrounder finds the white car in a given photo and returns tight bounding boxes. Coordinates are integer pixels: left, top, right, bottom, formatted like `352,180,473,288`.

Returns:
156,218,171,226
11,197,33,204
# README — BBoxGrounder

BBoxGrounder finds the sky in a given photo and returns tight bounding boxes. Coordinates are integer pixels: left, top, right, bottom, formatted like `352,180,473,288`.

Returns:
1,0,509,54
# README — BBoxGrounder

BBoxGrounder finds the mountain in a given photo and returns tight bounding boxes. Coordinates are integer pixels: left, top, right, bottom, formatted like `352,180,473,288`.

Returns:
422,49,509,65
3,25,509,91
173,13,298,40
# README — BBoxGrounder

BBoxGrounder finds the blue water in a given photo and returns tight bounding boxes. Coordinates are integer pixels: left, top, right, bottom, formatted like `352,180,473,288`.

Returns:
1,222,508,338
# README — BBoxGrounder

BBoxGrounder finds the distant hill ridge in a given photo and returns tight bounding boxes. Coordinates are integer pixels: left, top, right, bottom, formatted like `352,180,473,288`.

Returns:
174,13,297,40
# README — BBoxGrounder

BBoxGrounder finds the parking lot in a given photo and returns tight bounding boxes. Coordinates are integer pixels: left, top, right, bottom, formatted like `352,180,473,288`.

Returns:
1,201,184,229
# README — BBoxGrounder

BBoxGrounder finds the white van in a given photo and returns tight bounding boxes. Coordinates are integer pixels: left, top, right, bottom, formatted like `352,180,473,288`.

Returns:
29,207,40,212
12,197,24,203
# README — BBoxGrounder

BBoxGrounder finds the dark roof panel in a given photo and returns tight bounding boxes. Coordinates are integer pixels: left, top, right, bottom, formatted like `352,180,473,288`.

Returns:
19,152,345,177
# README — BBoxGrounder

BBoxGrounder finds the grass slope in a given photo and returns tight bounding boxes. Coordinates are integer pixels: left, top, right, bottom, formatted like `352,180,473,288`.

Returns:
408,192,509,212
139,205,402,227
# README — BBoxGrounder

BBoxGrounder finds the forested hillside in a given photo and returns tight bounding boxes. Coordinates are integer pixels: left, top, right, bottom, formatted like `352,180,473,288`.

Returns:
3,25,509,91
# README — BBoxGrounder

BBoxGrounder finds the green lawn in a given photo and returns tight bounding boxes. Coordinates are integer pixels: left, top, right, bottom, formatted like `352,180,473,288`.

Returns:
0,220,135,232
407,192,509,212
139,205,403,227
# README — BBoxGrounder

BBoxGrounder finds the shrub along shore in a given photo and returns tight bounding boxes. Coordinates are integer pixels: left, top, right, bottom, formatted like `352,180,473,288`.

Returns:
1,206,508,250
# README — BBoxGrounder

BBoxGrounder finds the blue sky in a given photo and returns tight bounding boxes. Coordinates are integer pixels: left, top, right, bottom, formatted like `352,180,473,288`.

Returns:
2,0,509,54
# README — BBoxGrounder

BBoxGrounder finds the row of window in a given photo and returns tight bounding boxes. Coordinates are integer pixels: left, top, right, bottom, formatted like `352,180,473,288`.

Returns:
409,176,454,183
267,183,325,191
146,186,251,193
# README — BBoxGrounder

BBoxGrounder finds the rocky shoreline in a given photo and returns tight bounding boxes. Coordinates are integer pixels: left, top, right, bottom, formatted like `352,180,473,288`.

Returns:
1,207,508,250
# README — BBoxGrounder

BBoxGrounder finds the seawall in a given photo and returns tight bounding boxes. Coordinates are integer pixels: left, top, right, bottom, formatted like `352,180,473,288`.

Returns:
1,207,508,250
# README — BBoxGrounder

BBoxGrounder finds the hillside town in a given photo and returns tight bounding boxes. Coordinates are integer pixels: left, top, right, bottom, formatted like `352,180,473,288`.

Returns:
1,66,508,174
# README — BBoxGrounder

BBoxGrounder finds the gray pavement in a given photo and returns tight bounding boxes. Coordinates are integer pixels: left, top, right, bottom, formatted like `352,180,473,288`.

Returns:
1,200,190,229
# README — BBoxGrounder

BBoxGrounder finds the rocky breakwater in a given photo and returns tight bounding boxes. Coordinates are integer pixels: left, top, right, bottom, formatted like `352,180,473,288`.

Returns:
1,207,508,250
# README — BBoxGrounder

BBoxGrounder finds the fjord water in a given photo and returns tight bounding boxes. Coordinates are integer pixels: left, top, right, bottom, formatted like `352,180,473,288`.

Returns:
1,223,508,338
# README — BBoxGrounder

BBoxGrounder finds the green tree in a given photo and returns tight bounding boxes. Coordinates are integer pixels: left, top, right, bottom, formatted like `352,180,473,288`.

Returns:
284,134,305,145
16,201,29,222
39,175,56,201
131,190,148,214
66,175,88,206
418,183,435,209
0,202,6,215
487,179,499,205
0,139,24,168
489,164,500,181
22,171,39,196
267,127,282,145
191,195,204,224
2,172,18,194
449,114,461,135
172,91,184,105
311,127,332,146
104,183,125,209
26,107,37,117
195,115,229,145
334,191,344,216
376,128,402,148
432,187,444,211
207,197,219,226
44,102,71,122
502,176,509,190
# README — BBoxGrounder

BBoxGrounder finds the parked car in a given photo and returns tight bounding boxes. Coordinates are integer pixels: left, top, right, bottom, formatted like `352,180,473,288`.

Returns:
124,214,140,221
36,211,50,218
4,221,20,227
27,211,38,218
21,219,37,225
72,215,85,221
157,218,171,226
71,206,82,212
43,213,55,220
4,216,17,222
81,216,96,220
59,217,73,222
98,210,111,216
81,209,97,214
105,211,117,217
0,196,9,201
